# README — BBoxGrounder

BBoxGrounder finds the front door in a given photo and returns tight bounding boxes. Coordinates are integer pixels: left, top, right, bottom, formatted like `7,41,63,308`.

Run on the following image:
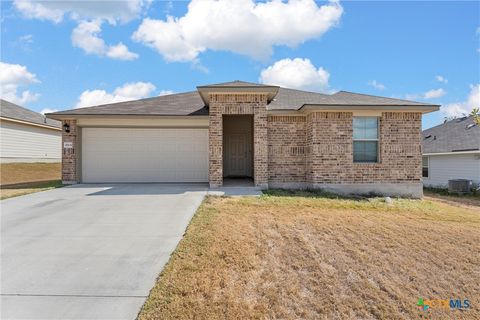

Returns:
224,133,251,177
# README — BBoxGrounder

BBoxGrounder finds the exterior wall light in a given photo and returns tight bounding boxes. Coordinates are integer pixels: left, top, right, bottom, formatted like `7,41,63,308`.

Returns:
63,123,70,133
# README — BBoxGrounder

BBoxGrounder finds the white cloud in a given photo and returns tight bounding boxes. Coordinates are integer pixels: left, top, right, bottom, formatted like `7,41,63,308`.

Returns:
259,58,330,92
13,0,150,24
13,34,34,51
441,84,480,118
40,108,58,114
435,75,448,84
14,0,64,23
14,1,147,61
159,90,174,96
368,80,385,90
107,43,139,60
0,62,40,105
132,0,343,62
423,88,446,99
71,20,106,55
75,81,156,108
72,20,138,60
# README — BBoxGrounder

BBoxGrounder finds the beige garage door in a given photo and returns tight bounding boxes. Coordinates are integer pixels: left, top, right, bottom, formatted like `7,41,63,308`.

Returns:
81,128,208,183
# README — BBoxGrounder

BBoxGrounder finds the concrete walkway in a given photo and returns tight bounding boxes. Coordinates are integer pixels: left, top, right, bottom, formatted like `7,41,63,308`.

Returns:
1,184,209,320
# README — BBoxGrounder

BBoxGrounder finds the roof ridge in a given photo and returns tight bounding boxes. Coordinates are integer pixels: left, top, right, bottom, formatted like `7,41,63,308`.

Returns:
198,80,274,87
278,86,331,97
423,115,474,132
336,90,435,105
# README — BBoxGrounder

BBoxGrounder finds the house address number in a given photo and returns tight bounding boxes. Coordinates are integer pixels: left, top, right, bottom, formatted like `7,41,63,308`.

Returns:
63,142,74,149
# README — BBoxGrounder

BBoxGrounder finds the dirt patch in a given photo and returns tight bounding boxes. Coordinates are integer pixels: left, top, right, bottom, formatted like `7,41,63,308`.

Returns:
139,195,479,320
0,162,61,186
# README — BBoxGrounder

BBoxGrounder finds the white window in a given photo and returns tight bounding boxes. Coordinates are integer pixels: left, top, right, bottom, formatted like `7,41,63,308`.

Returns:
353,117,379,163
422,156,429,178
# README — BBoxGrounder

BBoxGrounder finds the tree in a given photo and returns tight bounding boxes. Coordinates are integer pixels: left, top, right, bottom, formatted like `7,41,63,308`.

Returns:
471,107,480,125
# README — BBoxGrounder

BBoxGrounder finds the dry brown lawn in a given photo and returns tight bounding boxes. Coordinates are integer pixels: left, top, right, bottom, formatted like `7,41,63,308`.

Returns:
0,162,61,186
139,192,480,320
0,163,62,199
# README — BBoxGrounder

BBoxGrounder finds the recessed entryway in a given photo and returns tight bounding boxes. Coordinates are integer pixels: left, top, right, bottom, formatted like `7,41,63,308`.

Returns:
222,115,253,183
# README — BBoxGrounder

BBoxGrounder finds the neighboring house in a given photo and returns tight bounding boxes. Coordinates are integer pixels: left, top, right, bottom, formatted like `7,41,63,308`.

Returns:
422,115,480,187
0,99,61,163
47,81,439,197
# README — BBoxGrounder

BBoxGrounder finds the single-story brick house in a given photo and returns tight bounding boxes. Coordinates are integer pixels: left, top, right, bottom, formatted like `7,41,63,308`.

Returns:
1,99,61,163
47,81,439,197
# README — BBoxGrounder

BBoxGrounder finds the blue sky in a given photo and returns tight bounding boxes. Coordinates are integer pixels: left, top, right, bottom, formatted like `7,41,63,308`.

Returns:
1,0,479,129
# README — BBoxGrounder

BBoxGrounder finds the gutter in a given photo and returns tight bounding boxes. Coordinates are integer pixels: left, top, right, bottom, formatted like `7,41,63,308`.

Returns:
423,151,480,156
0,116,61,131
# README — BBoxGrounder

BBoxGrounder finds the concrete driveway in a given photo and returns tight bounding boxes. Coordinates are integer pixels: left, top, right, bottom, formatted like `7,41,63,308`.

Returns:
1,184,209,320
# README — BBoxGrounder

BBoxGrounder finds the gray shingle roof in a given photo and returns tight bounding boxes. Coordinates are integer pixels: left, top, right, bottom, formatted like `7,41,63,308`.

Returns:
49,91,208,116
47,81,439,117
423,116,480,154
268,89,436,110
1,99,61,128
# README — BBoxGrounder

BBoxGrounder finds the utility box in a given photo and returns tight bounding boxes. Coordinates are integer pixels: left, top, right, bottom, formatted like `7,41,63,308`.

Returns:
448,179,472,193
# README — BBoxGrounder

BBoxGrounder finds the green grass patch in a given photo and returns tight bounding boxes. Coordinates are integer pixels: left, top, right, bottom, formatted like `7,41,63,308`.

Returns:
0,180,63,200
424,186,480,198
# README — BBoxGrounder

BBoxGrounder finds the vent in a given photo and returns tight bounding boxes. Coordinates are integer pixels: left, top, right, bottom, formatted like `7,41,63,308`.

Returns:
466,123,476,129
448,179,472,193
424,134,432,140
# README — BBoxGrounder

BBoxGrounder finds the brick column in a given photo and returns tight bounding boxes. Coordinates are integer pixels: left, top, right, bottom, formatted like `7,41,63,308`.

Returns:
62,119,78,184
254,105,268,188
209,103,223,188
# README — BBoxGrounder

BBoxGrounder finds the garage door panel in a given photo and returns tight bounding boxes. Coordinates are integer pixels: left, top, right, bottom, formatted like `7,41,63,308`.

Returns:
82,128,208,183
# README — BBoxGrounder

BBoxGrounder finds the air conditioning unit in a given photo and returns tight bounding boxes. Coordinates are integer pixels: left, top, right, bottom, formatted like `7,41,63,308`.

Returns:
448,179,472,193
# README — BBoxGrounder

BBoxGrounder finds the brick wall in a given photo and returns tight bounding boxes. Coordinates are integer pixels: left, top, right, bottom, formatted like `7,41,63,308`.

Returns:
208,93,268,188
268,115,306,184
62,119,77,184
306,112,352,184
267,111,422,186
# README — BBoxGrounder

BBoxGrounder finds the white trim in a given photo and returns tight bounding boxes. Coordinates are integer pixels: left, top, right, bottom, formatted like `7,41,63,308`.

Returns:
423,151,480,156
353,116,379,163
0,116,61,131
422,155,429,178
